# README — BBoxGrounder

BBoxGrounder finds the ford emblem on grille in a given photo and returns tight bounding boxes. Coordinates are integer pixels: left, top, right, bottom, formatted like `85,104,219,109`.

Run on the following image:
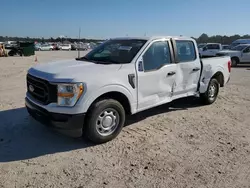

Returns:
29,85,35,92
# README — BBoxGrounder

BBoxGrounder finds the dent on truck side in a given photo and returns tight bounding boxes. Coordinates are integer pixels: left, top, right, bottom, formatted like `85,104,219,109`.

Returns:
80,84,136,114
199,64,225,93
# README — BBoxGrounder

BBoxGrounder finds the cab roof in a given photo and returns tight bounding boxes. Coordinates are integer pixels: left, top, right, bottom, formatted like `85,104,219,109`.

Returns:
110,36,193,41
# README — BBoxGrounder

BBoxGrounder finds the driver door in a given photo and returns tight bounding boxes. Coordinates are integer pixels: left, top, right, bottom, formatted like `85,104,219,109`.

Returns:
136,39,177,111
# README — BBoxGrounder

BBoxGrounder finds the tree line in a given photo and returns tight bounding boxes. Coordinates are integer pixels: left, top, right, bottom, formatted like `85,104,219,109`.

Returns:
1,33,250,44
0,36,102,43
194,33,250,44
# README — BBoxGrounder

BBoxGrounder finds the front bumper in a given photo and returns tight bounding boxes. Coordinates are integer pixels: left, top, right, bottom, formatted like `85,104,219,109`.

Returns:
25,97,85,137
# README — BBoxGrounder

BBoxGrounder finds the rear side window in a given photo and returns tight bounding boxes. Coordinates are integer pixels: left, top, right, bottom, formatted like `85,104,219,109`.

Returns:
176,40,196,62
207,44,220,50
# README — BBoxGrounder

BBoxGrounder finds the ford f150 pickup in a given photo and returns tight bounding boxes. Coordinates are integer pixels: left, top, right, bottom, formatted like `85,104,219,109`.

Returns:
216,44,250,67
198,43,222,57
25,36,231,143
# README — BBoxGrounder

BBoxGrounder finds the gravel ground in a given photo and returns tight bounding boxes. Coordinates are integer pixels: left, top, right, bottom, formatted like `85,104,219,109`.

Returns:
0,51,250,188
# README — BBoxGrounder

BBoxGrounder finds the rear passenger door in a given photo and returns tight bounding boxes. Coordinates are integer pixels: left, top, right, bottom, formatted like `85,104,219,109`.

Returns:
172,40,201,97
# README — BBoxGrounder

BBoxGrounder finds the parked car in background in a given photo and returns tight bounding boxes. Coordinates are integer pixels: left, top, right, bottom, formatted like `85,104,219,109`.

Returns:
61,44,72,50
51,43,60,50
199,43,222,57
71,44,77,50
35,44,41,51
230,39,250,49
40,44,54,51
77,43,88,51
26,36,231,144
216,44,250,67
222,45,230,50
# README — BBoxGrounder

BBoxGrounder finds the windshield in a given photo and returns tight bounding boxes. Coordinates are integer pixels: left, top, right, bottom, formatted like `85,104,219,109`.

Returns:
230,42,243,49
79,39,147,64
231,45,248,51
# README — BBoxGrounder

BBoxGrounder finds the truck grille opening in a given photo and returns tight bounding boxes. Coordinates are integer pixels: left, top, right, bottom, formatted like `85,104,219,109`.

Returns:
26,74,57,104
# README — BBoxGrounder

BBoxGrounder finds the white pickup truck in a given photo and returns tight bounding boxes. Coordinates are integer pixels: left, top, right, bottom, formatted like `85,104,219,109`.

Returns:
216,44,250,67
25,36,231,143
199,43,222,57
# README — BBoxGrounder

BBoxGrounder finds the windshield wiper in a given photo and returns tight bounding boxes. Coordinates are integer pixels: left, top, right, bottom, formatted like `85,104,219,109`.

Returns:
76,57,123,64
76,57,102,64
75,56,91,61
95,59,120,64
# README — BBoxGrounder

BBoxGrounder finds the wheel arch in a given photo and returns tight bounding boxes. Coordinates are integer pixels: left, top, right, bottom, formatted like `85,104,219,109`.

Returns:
211,71,224,87
81,85,135,115
199,68,225,93
231,56,240,61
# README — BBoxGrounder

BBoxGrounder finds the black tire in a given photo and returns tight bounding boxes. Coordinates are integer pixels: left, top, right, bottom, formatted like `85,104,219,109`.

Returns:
200,78,219,105
231,57,239,67
84,99,125,144
8,50,14,56
18,50,23,56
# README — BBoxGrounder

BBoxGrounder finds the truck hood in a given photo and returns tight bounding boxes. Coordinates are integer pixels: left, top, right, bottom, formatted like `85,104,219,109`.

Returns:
28,59,122,82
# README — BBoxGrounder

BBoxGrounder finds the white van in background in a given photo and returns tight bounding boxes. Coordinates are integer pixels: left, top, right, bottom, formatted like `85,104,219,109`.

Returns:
61,44,72,50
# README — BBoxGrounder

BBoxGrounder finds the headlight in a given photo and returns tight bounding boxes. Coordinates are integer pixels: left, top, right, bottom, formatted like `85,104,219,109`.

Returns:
57,83,84,107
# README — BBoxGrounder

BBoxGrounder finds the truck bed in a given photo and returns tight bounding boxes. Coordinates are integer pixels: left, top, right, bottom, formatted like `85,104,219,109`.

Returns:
200,56,231,88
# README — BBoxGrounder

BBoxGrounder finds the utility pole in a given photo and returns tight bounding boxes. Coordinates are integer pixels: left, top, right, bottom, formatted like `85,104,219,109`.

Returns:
78,27,81,58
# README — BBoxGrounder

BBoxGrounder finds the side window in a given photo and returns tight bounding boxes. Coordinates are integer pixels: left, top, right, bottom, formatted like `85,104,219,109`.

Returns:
215,44,220,49
206,44,213,49
176,40,196,62
206,44,220,50
143,41,171,71
243,47,250,53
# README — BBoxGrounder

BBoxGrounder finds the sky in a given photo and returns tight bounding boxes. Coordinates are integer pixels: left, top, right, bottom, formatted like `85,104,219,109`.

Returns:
2,0,250,39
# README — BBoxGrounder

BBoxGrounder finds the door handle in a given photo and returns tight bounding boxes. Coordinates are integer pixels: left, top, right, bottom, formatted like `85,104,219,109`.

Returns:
192,67,200,71
167,71,176,76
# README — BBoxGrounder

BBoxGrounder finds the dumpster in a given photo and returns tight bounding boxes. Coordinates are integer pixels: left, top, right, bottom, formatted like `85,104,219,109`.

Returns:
20,42,35,56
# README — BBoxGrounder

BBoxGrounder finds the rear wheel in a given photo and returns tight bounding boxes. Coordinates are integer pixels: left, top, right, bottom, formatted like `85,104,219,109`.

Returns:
84,99,125,144
200,78,219,105
231,57,239,67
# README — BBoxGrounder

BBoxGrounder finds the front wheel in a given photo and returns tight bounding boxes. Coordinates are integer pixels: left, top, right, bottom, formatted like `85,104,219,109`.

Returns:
200,78,219,105
84,99,125,144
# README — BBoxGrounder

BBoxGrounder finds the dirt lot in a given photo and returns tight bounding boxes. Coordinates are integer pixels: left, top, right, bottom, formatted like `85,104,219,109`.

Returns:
0,51,250,188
